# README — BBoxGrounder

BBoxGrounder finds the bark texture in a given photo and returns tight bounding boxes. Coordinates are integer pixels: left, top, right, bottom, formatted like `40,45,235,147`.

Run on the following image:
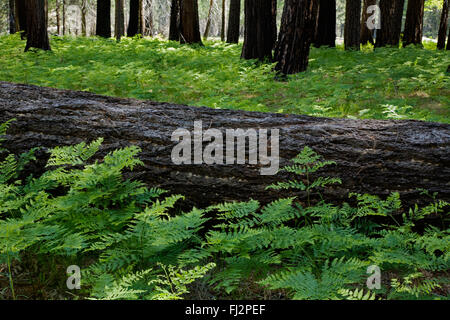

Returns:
227,0,241,43
24,0,51,52
15,0,27,38
344,0,361,50
375,0,405,48
403,0,425,47
241,0,276,61
115,0,125,41
3,83,448,208
314,0,336,48
9,0,16,34
437,0,448,50
127,0,143,37
179,0,202,44
274,0,317,74
96,0,111,38
360,0,377,45
169,0,180,41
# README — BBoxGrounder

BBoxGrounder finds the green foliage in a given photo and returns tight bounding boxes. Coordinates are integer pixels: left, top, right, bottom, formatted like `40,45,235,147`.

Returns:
0,35,448,123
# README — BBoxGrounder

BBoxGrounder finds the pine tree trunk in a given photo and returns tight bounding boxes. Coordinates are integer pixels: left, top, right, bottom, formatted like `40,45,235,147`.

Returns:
9,0,16,34
274,0,317,74
62,0,66,35
81,0,87,36
241,0,275,61
314,0,336,48
344,0,361,50
403,0,425,47
1,82,448,209
24,0,50,52
272,0,278,47
447,25,450,50
221,0,226,41
204,0,214,39
56,0,60,35
179,0,202,44
375,0,405,48
15,0,27,38
360,0,376,45
96,0,111,38
226,0,241,43
128,0,141,36
437,0,448,50
169,0,180,41
115,0,125,41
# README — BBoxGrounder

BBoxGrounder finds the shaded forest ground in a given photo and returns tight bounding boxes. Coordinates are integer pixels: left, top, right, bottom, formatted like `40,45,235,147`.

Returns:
0,34,448,123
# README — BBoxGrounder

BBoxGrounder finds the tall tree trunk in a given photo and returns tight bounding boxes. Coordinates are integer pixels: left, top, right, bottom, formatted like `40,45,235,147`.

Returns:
274,0,317,74
203,0,214,40
56,0,60,35
314,0,336,48
179,0,202,44
403,0,425,47
272,0,278,47
96,0,111,38
437,0,448,50
15,0,27,38
128,0,143,36
62,0,66,35
221,0,226,41
144,0,154,36
81,0,87,36
24,0,51,52
375,0,405,48
360,0,376,45
227,0,241,43
9,0,16,34
115,0,125,41
447,24,450,50
169,0,180,41
344,0,361,50
241,0,275,61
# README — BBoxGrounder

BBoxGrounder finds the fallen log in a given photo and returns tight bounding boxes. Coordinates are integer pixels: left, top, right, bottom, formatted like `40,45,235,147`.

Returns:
0,81,449,208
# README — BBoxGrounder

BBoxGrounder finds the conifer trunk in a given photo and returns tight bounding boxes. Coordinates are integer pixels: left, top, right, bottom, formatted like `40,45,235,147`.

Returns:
169,0,180,41
375,0,405,48
314,0,336,48
360,0,376,45
227,0,241,43
9,0,16,34
179,0,202,44
24,0,51,52
437,0,448,50
96,0,111,38
115,0,125,41
344,0,361,50
403,0,425,47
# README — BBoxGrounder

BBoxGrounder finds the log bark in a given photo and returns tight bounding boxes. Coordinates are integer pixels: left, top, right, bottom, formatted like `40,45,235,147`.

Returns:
0,82,449,209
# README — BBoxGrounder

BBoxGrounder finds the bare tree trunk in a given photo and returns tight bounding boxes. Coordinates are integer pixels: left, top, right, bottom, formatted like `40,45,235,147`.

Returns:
221,0,226,41
344,0,361,50
169,0,180,41
403,0,425,47
180,0,203,44
15,0,27,38
1,82,448,209
314,0,336,48
437,0,448,50
115,0,125,41
360,0,376,45
241,0,276,61
227,0,241,43
96,0,111,38
447,24,450,50
62,0,66,35
203,0,214,39
9,0,16,34
24,0,51,52
128,0,143,36
274,0,317,74
55,0,60,35
375,0,405,48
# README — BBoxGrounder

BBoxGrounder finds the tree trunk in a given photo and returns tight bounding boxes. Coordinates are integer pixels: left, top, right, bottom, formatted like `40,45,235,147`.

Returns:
447,25,450,50
241,0,275,61
81,0,87,36
179,0,202,44
62,0,66,35
203,0,214,40
375,0,405,48
272,0,278,47
274,0,317,74
360,0,376,45
437,0,448,50
9,0,16,34
1,82,448,209
128,0,143,37
15,0,27,38
96,0,111,38
115,0,125,41
169,0,180,41
314,0,336,48
221,0,226,41
227,0,241,43
56,0,60,35
344,0,361,50
403,0,425,47
24,0,51,52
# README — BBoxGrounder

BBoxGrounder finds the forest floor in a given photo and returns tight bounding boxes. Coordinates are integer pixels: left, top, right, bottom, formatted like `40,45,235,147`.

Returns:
0,34,448,123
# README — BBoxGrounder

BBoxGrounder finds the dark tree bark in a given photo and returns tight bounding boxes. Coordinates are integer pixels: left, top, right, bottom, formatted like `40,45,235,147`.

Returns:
24,0,50,52
360,0,377,45
274,0,317,74
81,0,87,36
15,0,27,38
115,0,125,41
241,0,276,61
179,0,202,44
62,0,66,35
314,0,336,48
227,0,241,43
169,0,180,41
344,0,361,50
272,0,278,47
96,0,111,38
204,0,214,39
1,82,449,209
9,0,16,34
128,0,143,37
447,25,450,50
437,0,448,50
221,0,226,41
375,0,405,48
403,0,425,47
